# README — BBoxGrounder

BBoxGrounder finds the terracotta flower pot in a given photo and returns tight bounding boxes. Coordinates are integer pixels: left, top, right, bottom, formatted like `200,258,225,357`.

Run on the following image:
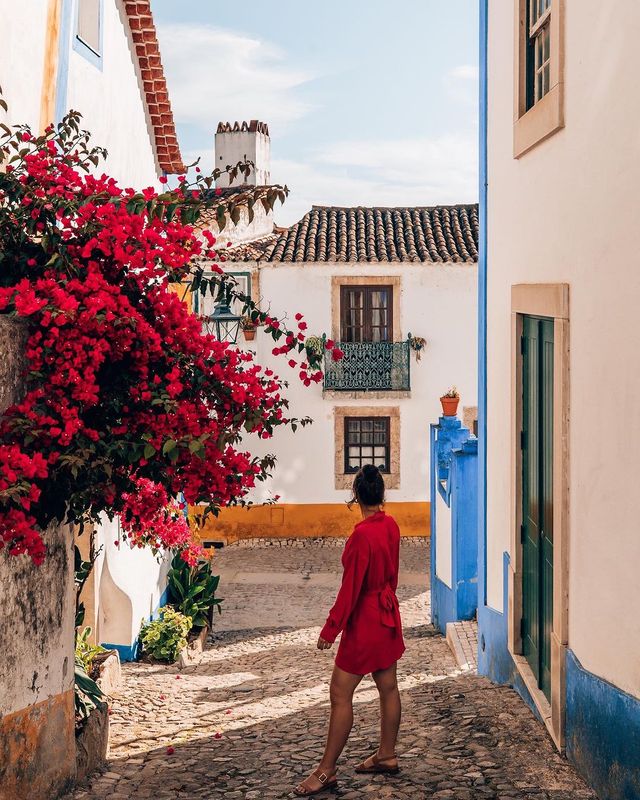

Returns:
440,396,460,417
243,328,256,341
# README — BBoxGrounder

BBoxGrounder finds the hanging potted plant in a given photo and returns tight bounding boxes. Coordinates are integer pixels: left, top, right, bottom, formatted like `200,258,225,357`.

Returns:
241,315,257,341
304,334,325,362
408,333,427,361
440,386,460,417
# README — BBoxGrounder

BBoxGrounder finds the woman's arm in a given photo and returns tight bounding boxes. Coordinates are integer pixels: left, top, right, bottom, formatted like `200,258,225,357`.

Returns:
318,531,369,645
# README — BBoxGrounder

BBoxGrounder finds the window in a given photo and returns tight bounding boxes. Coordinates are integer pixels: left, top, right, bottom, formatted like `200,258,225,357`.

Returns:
514,0,564,158
340,285,393,342
527,0,551,108
76,0,101,57
196,271,251,316
344,417,390,474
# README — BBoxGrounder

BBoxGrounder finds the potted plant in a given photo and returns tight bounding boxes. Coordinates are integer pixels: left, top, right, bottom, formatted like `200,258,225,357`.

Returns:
440,386,460,417
408,333,427,361
241,315,257,341
304,335,325,362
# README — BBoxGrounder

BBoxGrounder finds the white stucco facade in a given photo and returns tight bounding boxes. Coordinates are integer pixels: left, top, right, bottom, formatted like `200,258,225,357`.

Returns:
486,0,640,699
204,261,477,513
0,0,162,188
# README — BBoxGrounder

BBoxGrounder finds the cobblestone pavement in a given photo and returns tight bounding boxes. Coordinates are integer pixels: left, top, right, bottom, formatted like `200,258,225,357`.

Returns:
67,540,596,800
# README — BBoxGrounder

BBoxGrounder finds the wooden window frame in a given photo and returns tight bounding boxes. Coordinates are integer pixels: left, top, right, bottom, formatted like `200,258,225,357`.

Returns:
334,406,400,490
514,0,564,158
340,284,394,343
343,416,391,475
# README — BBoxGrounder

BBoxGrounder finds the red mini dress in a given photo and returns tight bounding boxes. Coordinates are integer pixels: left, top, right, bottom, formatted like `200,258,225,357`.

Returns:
320,511,405,676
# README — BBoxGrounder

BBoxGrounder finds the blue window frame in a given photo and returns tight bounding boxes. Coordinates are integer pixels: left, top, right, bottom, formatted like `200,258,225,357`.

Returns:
73,0,103,69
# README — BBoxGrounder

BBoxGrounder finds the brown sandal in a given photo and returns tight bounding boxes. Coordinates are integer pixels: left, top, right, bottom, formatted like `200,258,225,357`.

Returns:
293,768,338,796
355,752,400,774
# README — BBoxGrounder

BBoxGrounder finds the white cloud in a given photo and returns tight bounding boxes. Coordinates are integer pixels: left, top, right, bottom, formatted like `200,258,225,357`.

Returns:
272,132,478,226
449,64,479,81
156,24,315,132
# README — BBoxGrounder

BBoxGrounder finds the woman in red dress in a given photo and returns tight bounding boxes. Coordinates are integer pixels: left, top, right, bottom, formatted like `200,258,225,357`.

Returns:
294,465,406,796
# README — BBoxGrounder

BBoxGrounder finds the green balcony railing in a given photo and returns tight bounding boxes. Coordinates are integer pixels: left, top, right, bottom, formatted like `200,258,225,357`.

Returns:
324,340,411,392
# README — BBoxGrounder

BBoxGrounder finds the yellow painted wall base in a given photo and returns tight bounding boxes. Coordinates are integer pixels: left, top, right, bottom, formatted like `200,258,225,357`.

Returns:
191,502,430,545
0,689,75,800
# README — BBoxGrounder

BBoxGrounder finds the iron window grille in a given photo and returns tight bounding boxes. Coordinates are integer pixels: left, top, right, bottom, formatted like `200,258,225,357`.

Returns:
324,340,411,392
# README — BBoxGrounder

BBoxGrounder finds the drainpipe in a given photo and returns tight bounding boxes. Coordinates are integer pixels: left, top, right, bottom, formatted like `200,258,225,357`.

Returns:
478,0,488,606
39,0,63,132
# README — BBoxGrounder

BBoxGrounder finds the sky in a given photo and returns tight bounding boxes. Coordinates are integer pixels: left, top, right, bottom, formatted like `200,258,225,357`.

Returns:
151,0,479,226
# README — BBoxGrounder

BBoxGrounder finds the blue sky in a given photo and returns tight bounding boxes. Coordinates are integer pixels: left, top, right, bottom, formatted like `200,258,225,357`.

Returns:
152,0,479,226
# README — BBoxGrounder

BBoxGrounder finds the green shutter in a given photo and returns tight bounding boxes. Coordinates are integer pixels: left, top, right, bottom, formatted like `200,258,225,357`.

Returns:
521,316,554,701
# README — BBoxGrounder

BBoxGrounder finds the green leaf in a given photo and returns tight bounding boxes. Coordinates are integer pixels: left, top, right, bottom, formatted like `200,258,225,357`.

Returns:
143,443,156,459
162,439,177,455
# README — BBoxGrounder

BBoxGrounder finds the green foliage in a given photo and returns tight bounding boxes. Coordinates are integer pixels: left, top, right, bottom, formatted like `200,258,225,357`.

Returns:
75,625,106,673
74,655,105,724
168,552,223,629
140,605,192,663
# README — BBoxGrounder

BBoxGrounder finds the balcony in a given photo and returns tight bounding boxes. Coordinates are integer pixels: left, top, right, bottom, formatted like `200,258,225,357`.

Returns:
323,340,411,392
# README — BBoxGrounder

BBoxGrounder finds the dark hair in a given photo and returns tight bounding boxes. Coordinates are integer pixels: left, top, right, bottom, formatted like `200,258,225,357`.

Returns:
352,464,385,507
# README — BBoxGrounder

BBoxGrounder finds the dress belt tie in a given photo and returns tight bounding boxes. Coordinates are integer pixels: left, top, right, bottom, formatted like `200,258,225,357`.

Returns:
363,585,399,628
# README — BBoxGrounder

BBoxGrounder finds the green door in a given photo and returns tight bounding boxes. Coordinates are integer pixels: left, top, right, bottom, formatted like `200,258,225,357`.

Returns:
521,316,554,700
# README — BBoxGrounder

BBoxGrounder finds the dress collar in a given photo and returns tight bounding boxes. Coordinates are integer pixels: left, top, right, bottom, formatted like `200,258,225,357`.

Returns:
355,510,386,528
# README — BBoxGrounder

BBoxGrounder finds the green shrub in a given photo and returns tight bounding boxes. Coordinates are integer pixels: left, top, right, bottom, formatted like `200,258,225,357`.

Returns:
168,552,223,629
140,606,192,663
74,656,105,725
75,625,106,673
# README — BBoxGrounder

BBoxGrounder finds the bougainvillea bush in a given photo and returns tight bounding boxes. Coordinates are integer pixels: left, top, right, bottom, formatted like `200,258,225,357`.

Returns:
0,111,341,565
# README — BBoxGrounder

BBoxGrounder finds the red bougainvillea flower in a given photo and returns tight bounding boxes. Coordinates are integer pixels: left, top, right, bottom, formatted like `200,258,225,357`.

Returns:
0,113,321,564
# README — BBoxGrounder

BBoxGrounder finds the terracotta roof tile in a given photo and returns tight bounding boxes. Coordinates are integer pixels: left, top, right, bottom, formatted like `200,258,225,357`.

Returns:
226,204,479,263
123,0,185,174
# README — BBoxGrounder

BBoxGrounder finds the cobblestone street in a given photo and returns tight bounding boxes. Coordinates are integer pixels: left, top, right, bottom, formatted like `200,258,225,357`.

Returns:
67,540,597,800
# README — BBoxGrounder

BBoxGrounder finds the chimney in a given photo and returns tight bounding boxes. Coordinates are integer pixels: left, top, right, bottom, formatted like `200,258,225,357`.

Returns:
214,120,271,188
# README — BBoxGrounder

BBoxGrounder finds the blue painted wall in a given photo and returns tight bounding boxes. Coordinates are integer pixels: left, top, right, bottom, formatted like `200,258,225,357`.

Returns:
430,416,478,634
566,651,640,800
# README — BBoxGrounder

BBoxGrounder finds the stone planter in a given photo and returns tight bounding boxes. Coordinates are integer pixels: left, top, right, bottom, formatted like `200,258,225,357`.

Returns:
75,703,109,783
94,649,121,696
177,625,209,668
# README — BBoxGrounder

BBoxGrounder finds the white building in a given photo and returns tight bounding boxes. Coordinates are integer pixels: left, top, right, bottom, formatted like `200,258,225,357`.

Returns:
0,2,183,794
478,2,640,798
196,122,479,543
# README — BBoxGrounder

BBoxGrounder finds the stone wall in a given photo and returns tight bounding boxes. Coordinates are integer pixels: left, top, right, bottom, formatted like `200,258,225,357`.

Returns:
0,317,76,800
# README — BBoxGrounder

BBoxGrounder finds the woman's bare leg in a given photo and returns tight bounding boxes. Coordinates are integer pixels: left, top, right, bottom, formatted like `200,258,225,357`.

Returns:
372,662,401,761
295,665,362,793
319,665,363,771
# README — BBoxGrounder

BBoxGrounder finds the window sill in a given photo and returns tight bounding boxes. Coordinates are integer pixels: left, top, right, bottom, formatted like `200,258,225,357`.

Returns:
323,390,411,400
73,35,103,70
335,472,400,491
513,82,563,158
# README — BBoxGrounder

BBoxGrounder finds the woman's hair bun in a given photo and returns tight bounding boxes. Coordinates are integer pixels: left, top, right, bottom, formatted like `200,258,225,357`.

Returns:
352,464,385,506
362,464,380,481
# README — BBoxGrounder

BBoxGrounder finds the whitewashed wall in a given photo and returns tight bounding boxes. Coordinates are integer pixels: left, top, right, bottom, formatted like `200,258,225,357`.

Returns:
0,0,48,130
0,0,161,188
64,0,160,188
88,517,170,651
487,1,640,696
204,261,477,505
